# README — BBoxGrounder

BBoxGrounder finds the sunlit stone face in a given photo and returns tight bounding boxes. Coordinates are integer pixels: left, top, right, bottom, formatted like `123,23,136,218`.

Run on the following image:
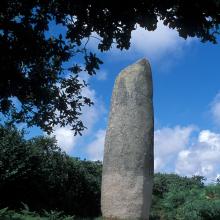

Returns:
101,59,154,220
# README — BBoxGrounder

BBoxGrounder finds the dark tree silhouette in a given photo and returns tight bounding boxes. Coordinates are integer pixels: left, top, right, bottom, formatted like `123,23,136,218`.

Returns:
1,0,219,133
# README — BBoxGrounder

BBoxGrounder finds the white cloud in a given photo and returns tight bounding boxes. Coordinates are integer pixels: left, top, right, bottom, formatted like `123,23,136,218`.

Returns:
52,75,106,154
211,92,220,126
175,129,220,181
154,125,220,181
87,129,106,161
154,125,196,171
130,21,192,59
155,126,195,156
199,130,220,150
96,70,108,81
80,86,100,134
53,126,79,153
87,20,195,63
154,157,163,171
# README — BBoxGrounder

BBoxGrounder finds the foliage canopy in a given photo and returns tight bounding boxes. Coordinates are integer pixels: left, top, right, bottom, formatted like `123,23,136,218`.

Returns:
1,0,220,133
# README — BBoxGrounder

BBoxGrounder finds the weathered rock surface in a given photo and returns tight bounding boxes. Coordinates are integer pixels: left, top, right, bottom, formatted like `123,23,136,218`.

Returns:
101,59,154,220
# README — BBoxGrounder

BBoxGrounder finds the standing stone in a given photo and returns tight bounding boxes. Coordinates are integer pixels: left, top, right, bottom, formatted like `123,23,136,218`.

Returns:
101,58,154,220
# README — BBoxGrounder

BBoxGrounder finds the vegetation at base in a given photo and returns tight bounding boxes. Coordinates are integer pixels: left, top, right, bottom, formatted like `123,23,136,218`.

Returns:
0,124,220,219
151,173,220,220
0,207,75,220
0,124,102,218
0,206,104,220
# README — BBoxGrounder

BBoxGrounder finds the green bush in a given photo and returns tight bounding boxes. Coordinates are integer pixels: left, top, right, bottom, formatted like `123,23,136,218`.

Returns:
0,124,102,217
0,207,103,219
150,174,220,220
0,207,75,220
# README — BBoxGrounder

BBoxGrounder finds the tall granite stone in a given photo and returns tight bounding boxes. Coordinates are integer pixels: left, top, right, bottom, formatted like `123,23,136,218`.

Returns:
101,58,154,220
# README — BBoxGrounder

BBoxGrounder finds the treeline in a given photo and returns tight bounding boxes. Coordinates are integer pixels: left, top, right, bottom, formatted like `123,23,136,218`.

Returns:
151,174,220,219
0,124,102,217
0,124,220,219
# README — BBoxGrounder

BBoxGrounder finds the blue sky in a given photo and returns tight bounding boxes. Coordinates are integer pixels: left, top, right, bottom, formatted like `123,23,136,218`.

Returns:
26,21,220,182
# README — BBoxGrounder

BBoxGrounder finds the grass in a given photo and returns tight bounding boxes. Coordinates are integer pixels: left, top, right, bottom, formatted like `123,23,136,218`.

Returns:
0,207,103,220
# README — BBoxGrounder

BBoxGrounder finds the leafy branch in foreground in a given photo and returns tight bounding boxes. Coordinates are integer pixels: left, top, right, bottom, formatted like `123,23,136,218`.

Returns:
1,0,220,133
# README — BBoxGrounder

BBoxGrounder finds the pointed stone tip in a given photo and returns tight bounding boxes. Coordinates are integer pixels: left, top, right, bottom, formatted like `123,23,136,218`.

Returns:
117,58,151,80
136,58,150,66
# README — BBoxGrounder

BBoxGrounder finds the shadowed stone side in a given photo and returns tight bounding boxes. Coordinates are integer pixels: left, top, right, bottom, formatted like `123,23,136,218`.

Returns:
101,59,154,220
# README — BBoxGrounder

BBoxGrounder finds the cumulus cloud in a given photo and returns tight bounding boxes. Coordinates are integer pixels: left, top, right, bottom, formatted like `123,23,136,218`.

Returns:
211,92,220,126
199,130,220,150
175,130,220,182
53,127,79,153
130,21,192,59
87,129,106,161
155,125,220,181
52,75,106,154
154,125,196,171
87,20,194,62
